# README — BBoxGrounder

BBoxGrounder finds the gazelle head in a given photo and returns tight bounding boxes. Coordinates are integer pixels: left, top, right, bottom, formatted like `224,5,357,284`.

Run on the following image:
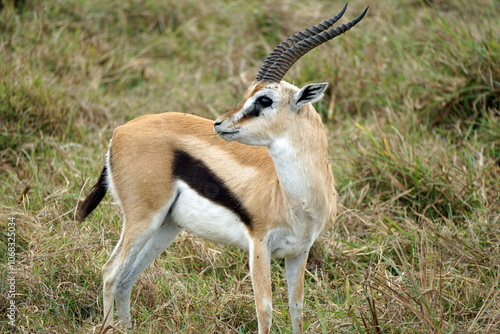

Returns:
214,3,368,147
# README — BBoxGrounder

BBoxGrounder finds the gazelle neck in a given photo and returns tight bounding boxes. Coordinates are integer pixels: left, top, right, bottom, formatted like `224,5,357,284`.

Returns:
266,107,335,226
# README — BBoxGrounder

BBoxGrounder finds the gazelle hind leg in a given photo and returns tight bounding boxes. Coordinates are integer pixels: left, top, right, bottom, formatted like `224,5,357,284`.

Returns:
102,217,182,329
102,235,124,330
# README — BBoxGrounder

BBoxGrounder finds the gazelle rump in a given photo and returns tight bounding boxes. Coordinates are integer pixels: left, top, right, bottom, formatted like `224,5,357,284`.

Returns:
78,4,368,333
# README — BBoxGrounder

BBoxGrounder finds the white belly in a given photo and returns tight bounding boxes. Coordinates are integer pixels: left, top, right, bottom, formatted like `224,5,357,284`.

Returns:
171,180,251,250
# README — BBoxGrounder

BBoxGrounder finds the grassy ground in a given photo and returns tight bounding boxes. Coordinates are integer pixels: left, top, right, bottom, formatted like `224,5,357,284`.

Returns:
1,0,499,333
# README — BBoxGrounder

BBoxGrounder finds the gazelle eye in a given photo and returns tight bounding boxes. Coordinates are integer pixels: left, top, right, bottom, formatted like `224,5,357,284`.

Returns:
257,96,273,108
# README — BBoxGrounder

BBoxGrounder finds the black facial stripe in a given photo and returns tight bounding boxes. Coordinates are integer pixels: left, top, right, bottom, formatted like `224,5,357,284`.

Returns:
172,150,253,229
245,104,261,118
244,96,274,119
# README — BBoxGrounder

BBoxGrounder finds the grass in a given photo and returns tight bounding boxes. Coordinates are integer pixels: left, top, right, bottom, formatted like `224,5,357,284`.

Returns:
1,0,499,332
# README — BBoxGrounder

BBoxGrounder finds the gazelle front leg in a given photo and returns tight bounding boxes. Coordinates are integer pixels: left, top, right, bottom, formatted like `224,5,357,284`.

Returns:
249,238,273,334
285,250,309,334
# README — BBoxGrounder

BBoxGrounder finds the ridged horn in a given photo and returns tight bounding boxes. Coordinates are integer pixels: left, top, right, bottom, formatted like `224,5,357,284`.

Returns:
258,5,369,83
255,3,348,82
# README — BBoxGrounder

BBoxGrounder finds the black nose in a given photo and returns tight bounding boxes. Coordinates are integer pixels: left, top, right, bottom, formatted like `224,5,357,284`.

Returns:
214,120,222,127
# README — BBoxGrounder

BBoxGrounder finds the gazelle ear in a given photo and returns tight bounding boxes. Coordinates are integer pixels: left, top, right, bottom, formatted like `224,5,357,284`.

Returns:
292,83,328,111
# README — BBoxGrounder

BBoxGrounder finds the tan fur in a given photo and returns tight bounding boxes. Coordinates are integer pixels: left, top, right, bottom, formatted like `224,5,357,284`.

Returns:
110,112,287,232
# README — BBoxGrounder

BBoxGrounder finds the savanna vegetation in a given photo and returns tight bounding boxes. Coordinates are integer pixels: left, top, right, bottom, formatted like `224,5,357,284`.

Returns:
1,0,499,333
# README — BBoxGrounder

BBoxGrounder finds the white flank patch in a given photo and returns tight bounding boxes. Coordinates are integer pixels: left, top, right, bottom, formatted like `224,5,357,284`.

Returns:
171,180,251,250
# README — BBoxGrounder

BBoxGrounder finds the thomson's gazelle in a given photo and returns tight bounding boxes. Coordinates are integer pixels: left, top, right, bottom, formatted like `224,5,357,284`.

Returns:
79,4,368,333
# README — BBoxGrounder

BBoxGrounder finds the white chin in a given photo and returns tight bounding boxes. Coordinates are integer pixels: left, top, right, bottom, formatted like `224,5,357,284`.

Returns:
218,133,237,142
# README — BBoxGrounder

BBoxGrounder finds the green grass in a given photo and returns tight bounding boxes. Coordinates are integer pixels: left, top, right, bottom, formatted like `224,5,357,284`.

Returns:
1,0,499,333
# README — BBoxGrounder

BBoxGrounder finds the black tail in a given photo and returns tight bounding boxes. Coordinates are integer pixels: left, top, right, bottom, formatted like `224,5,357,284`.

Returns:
78,165,108,222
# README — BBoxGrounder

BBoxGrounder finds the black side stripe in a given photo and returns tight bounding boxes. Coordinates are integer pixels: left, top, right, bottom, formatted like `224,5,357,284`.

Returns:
172,150,253,229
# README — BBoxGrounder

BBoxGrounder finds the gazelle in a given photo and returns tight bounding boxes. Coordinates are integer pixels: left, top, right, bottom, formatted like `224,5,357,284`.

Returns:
79,4,368,333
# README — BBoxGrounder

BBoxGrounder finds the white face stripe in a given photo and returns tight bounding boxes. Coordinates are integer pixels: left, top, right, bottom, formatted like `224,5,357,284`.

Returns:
234,88,281,121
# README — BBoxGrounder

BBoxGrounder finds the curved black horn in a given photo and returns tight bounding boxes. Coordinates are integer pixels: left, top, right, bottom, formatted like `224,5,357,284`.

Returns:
258,5,369,83
255,3,348,82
